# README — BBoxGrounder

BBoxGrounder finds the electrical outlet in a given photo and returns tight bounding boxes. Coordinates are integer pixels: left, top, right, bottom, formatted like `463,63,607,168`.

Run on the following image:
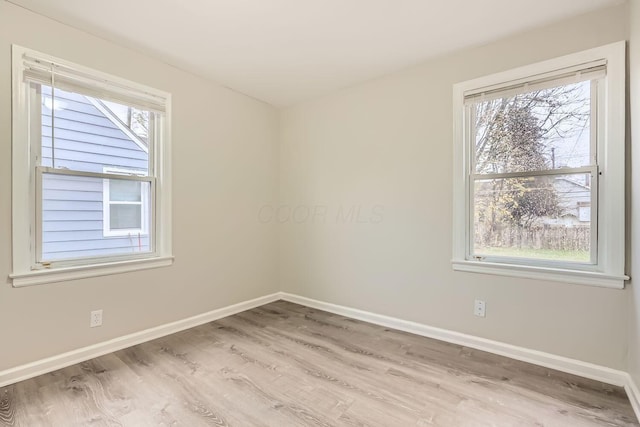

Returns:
474,300,486,317
90,309,103,328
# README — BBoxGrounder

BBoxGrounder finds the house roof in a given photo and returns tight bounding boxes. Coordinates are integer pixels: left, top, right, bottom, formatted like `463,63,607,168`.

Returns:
88,99,148,154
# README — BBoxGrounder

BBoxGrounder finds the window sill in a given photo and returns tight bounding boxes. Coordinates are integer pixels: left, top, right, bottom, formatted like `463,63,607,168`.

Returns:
10,256,174,288
451,259,629,289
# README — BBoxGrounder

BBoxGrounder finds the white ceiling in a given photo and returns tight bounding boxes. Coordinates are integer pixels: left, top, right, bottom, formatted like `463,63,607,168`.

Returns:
8,0,623,107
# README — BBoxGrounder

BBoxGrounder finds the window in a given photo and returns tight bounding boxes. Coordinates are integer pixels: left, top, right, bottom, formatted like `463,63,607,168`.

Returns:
103,167,150,238
11,45,173,287
452,42,628,288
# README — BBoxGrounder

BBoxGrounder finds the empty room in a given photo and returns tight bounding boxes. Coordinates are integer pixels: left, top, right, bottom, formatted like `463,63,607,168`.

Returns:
1,0,640,425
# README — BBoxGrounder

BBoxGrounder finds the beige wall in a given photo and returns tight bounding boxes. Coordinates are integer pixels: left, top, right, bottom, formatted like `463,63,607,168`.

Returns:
629,0,640,384
1,0,636,376
279,4,630,369
0,2,279,371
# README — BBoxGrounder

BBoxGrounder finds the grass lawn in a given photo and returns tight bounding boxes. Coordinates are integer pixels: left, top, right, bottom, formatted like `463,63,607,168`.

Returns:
476,246,590,262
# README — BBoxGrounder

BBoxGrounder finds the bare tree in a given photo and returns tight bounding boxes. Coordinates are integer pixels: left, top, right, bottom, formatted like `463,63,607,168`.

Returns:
474,83,590,245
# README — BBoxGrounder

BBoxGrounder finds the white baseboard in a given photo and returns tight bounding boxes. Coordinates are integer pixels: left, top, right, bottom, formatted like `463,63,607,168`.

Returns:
0,292,281,388
625,374,640,422
2,289,638,423
279,292,629,388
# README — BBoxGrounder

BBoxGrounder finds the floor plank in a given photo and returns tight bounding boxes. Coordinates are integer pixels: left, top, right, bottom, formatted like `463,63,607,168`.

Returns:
0,301,637,426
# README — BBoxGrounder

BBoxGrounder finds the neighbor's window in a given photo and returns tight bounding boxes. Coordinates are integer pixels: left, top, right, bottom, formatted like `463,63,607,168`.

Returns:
102,167,150,238
11,45,173,286
452,42,627,288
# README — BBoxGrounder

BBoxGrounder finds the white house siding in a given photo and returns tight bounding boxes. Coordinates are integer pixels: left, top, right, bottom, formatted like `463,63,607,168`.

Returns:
551,176,591,226
40,86,150,261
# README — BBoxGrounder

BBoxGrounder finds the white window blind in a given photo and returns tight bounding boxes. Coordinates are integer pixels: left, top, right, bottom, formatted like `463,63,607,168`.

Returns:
21,54,167,113
463,60,606,105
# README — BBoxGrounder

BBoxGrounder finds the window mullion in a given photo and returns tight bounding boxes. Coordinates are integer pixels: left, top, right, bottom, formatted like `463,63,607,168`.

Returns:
110,201,143,205
590,79,600,266
472,166,596,181
466,104,476,261
148,114,156,177
38,166,154,183
30,85,43,267
35,159,44,265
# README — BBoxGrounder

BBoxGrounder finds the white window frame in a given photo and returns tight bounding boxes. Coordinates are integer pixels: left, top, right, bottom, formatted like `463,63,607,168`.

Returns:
102,167,150,238
452,41,628,289
10,45,173,287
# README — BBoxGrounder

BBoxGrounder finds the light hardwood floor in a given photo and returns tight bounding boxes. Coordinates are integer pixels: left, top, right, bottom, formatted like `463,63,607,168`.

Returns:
0,301,637,426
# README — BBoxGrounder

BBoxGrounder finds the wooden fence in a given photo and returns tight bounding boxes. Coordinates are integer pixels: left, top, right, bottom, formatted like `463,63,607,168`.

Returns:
475,224,590,251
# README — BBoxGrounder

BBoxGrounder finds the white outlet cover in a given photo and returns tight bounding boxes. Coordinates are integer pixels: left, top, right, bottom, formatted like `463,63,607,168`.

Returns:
90,309,103,327
474,300,486,317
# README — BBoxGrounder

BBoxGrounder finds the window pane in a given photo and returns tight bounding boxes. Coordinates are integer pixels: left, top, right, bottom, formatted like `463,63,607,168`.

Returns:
474,81,592,174
110,205,142,229
110,179,141,202
41,85,149,175
102,100,149,141
473,174,592,263
41,172,151,261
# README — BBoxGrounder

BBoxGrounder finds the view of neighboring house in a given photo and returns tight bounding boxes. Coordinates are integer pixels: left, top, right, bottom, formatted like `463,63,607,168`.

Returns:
473,173,592,257
549,175,591,227
41,86,151,260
